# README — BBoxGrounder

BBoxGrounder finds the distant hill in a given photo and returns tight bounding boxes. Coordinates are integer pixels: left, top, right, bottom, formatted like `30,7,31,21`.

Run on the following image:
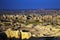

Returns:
0,9,60,15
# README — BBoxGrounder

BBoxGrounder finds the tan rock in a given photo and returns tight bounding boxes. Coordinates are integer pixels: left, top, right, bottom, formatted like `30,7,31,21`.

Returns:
26,24,33,28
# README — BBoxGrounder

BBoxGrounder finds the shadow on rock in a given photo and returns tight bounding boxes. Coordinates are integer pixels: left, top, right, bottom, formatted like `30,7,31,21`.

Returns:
0,33,60,40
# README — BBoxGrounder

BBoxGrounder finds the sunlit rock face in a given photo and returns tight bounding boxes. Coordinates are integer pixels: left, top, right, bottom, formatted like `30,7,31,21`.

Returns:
5,28,31,39
5,28,20,38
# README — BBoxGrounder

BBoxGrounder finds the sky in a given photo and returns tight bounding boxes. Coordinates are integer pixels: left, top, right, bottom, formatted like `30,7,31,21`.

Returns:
0,0,60,10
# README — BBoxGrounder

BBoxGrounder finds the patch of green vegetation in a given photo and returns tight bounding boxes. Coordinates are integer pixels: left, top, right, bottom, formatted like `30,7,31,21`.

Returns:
21,20,41,25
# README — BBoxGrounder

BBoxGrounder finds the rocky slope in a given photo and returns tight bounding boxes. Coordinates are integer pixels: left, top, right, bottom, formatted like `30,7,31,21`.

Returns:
0,14,60,37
